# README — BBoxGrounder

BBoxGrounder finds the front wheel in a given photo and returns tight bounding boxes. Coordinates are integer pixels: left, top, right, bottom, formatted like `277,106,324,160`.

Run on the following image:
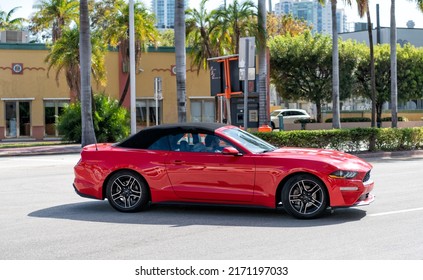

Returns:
281,174,328,219
106,170,149,212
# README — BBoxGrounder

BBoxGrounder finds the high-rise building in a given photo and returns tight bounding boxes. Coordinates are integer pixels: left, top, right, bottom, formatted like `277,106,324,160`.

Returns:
274,0,348,35
274,0,294,15
151,0,189,29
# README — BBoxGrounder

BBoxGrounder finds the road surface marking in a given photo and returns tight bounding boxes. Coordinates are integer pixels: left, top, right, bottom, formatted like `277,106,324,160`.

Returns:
369,207,423,217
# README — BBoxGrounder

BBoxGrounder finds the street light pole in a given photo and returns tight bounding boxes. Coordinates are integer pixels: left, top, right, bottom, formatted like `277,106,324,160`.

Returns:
129,0,136,134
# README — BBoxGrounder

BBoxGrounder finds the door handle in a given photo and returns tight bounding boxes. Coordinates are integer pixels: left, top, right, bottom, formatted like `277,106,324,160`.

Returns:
172,160,185,165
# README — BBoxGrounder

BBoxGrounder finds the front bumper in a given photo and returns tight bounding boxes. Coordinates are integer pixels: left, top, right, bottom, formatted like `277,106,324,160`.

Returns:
353,192,375,206
329,178,375,207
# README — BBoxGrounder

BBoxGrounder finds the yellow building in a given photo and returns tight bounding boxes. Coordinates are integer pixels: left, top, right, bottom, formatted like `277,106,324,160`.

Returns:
0,44,214,141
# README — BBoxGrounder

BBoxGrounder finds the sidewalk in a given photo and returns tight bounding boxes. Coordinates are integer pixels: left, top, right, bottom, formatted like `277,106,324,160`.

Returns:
0,144,81,157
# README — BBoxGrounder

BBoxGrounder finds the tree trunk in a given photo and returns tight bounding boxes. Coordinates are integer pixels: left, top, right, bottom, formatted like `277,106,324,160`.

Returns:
366,6,376,128
331,1,341,129
258,0,268,126
376,102,383,126
175,0,187,123
315,99,322,123
79,0,96,147
119,75,130,107
390,0,398,128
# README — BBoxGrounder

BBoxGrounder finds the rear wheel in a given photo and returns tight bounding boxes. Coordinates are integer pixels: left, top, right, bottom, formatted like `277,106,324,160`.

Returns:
281,174,328,219
106,170,149,212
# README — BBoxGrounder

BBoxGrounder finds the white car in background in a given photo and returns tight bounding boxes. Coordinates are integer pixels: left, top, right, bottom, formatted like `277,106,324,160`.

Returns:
270,109,311,129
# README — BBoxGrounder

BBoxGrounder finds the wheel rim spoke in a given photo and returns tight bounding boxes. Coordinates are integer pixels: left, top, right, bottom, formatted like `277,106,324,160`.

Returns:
111,175,142,209
288,179,324,215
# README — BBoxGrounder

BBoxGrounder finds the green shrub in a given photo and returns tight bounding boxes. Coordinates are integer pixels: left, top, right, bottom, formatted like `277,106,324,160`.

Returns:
255,127,423,153
57,93,130,143
380,116,408,122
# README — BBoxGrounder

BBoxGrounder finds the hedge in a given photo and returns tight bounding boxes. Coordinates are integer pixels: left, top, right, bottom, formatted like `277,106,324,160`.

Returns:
254,127,423,153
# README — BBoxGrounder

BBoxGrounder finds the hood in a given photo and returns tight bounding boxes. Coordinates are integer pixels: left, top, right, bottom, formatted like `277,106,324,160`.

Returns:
270,147,372,171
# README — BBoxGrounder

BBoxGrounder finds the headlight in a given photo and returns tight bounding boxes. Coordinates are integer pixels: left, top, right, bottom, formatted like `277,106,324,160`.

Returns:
329,170,358,179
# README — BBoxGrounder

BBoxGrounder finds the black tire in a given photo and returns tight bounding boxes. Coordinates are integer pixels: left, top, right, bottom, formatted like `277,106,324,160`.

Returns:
106,170,149,212
281,174,328,219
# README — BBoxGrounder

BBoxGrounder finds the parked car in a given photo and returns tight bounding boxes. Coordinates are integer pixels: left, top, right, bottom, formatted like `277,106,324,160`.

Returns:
73,123,374,219
270,109,311,129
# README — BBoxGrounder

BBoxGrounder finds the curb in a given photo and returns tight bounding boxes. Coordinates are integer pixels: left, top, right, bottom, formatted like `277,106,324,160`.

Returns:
352,149,423,160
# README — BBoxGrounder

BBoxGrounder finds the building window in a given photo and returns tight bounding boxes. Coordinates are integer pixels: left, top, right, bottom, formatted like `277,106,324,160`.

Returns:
44,100,69,137
190,98,215,123
4,101,31,138
136,99,162,127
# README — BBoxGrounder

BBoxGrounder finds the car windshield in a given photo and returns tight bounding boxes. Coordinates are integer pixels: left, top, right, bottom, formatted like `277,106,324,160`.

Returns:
222,127,277,153
270,111,281,116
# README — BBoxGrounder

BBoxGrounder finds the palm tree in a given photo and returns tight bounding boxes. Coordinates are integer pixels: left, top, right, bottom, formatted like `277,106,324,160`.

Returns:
175,0,187,123
93,0,157,63
30,0,79,42
213,0,258,55
355,1,377,128
0,6,26,31
318,0,351,129
258,0,268,126
330,0,346,129
92,0,158,105
45,27,107,100
186,0,219,73
390,0,398,128
79,0,96,147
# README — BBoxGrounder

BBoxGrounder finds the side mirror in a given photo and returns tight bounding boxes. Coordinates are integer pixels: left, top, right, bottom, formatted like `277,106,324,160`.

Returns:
222,146,241,156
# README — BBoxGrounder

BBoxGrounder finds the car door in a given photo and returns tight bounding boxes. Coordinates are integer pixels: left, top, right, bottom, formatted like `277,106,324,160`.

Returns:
165,132,255,202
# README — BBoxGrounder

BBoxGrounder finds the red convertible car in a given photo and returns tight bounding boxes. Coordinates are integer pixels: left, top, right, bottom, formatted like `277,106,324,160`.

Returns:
73,123,374,219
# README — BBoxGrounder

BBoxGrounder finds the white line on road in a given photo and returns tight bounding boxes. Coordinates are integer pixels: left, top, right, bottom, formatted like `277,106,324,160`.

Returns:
369,207,423,217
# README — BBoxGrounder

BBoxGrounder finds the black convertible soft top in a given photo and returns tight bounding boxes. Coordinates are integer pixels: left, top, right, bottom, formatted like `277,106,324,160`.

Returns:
116,122,228,149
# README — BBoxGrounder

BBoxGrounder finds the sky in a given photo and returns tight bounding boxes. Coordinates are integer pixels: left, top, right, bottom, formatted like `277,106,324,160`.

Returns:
1,0,423,29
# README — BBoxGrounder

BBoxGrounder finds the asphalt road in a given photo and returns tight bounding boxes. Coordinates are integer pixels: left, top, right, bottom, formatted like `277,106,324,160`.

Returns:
0,154,422,260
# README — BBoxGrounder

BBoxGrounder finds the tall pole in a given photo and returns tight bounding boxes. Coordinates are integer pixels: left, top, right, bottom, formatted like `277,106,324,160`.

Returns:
376,4,381,44
129,0,136,134
243,39,250,130
390,0,398,128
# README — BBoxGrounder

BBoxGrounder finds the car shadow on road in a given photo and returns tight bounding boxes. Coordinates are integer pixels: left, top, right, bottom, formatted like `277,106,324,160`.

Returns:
28,201,368,228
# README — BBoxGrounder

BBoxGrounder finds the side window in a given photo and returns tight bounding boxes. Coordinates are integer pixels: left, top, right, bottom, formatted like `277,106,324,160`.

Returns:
199,134,233,153
148,135,170,151
190,133,206,152
158,132,234,153
169,134,185,151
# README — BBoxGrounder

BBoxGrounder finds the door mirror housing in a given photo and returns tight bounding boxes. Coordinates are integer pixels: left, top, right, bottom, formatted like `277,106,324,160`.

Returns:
222,146,241,156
